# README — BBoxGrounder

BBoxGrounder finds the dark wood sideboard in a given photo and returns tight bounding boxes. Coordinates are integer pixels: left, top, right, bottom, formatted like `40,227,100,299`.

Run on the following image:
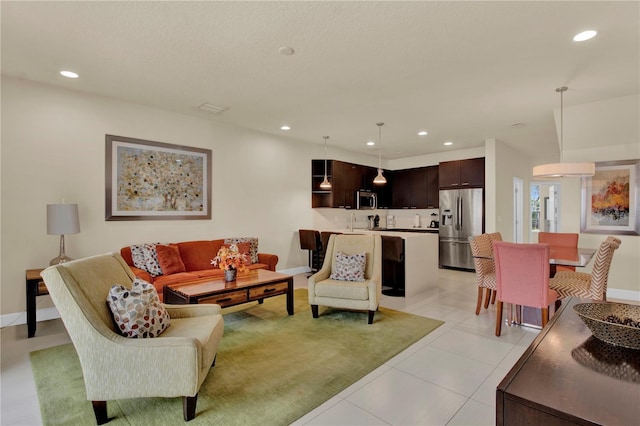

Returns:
497,297,640,426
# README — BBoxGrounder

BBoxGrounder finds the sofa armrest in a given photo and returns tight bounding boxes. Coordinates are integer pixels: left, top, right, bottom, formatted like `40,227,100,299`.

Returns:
257,253,278,271
164,303,222,318
128,265,153,283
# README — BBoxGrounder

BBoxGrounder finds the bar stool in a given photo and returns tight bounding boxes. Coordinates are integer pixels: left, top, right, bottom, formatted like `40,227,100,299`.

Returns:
381,235,405,297
319,231,342,269
298,229,321,275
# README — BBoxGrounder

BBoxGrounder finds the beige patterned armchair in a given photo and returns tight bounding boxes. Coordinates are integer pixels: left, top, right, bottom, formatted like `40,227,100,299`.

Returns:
308,234,382,324
41,253,224,424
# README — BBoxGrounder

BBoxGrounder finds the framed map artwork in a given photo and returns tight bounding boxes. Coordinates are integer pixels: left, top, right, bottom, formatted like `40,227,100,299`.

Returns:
105,135,212,220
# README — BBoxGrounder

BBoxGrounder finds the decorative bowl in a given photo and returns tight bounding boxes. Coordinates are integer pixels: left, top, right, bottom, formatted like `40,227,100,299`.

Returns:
573,302,640,350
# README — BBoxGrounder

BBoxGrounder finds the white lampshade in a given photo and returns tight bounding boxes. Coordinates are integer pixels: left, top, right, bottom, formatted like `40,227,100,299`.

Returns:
532,162,596,178
47,204,80,235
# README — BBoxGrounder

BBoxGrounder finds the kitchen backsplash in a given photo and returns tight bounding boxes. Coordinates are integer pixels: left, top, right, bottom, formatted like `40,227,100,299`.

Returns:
312,208,439,230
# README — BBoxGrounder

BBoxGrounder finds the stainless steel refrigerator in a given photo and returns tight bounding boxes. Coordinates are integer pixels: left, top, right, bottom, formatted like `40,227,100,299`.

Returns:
439,188,484,270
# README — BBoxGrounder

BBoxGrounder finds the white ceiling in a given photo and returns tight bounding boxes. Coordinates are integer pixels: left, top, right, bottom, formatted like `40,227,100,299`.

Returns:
2,1,638,161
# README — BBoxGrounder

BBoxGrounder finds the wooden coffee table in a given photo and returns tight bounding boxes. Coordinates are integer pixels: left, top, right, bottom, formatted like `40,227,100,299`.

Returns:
163,269,294,315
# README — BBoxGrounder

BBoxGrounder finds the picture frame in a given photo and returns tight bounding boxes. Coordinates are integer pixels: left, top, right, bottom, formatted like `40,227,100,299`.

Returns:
105,135,212,221
580,159,639,235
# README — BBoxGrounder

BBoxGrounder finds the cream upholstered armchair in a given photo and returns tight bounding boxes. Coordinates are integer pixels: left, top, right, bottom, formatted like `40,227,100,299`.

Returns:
308,234,382,324
40,253,224,424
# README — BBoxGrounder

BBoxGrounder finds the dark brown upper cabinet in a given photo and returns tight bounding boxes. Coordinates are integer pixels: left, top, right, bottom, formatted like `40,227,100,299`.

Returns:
438,157,485,189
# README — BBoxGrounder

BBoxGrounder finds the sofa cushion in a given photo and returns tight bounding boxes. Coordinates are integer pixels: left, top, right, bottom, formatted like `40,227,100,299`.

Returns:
330,252,366,282
156,244,186,275
177,240,223,271
153,272,201,288
224,237,258,263
130,243,163,277
107,278,170,338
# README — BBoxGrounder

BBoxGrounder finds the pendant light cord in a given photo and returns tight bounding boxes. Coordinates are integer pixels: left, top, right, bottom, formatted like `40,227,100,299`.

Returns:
377,122,384,170
557,86,567,164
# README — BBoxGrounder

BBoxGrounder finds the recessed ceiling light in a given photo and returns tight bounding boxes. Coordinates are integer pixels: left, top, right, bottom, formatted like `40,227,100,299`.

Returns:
366,141,375,146
444,141,453,146
573,30,597,42
278,46,295,56
197,103,228,114
60,70,79,78
418,131,428,136
280,125,291,130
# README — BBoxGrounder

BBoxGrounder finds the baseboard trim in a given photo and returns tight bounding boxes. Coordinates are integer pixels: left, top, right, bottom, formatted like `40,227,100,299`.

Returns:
1,307,60,328
278,266,310,276
608,288,640,302
4,279,632,327
2,268,309,329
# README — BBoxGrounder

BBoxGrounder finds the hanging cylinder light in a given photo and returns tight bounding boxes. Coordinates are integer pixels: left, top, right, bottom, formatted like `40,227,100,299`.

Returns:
373,122,387,185
532,87,595,178
319,136,332,189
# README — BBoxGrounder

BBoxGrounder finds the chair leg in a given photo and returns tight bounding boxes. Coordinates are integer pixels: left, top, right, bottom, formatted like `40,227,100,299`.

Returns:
495,301,503,336
183,395,197,421
92,401,109,425
491,290,497,305
368,310,375,324
311,305,319,318
541,308,549,328
483,288,491,309
475,287,483,315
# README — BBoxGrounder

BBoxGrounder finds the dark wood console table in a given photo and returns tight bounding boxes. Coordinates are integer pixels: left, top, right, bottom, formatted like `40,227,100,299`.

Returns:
26,268,47,338
497,297,640,425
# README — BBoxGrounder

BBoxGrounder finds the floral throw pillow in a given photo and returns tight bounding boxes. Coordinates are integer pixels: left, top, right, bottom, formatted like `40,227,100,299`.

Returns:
107,278,170,338
224,237,258,264
130,243,163,277
330,252,366,282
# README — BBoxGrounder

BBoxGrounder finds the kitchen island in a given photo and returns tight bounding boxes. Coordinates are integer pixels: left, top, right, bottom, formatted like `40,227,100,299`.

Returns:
324,228,439,297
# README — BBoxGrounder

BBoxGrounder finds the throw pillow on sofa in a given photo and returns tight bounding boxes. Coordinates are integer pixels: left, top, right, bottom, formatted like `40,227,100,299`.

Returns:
107,278,170,338
130,243,163,277
330,252,366,282
156,244,187,275
224,237,258,263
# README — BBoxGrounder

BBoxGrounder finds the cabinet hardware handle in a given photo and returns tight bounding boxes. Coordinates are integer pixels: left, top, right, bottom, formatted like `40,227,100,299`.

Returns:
263,288,276,293
461,182,470,186
216,297,232,303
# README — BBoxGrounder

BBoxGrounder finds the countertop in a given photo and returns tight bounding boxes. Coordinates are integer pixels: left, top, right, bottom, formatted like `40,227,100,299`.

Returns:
325,228,439,239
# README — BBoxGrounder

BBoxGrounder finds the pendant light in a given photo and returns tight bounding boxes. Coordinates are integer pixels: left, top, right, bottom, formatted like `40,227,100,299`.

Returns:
373,122,387,185
319,136,332,189
532,87,595,178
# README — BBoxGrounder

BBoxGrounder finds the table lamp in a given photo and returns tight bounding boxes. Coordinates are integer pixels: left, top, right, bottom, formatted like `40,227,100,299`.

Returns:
47,203,80,265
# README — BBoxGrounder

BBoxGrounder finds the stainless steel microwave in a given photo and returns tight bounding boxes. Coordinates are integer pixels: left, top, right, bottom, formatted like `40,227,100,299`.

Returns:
356,190,377,209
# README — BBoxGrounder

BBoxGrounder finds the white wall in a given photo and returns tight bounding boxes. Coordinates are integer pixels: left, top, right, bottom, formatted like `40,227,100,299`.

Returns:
557,94,640,299
0,76,379,317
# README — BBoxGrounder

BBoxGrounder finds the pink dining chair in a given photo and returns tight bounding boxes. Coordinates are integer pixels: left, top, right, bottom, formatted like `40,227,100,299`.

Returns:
538,232,579,272
493,241,559,336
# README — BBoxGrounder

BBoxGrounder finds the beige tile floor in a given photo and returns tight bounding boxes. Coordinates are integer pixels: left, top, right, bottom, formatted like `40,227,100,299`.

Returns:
1,269,540,425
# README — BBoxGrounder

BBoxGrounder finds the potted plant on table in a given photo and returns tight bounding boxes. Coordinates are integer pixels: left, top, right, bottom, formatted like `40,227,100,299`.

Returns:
211,244,249,282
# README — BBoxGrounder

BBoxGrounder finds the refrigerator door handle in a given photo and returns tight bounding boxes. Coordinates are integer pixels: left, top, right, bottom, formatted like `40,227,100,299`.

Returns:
459,195,463,231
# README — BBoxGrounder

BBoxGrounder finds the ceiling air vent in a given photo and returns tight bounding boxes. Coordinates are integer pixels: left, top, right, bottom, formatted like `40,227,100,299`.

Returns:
197,103,228,114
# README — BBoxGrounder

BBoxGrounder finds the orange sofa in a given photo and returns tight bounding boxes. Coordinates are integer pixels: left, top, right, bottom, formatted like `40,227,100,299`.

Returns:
120,239,278,301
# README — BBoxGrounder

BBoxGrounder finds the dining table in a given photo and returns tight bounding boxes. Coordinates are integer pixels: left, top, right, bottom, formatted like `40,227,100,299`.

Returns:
473,246,596,278
473,244,597,329
548,247,597,276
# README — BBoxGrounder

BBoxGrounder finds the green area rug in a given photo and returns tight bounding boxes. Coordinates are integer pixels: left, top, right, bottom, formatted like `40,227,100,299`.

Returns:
31,288,443,425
